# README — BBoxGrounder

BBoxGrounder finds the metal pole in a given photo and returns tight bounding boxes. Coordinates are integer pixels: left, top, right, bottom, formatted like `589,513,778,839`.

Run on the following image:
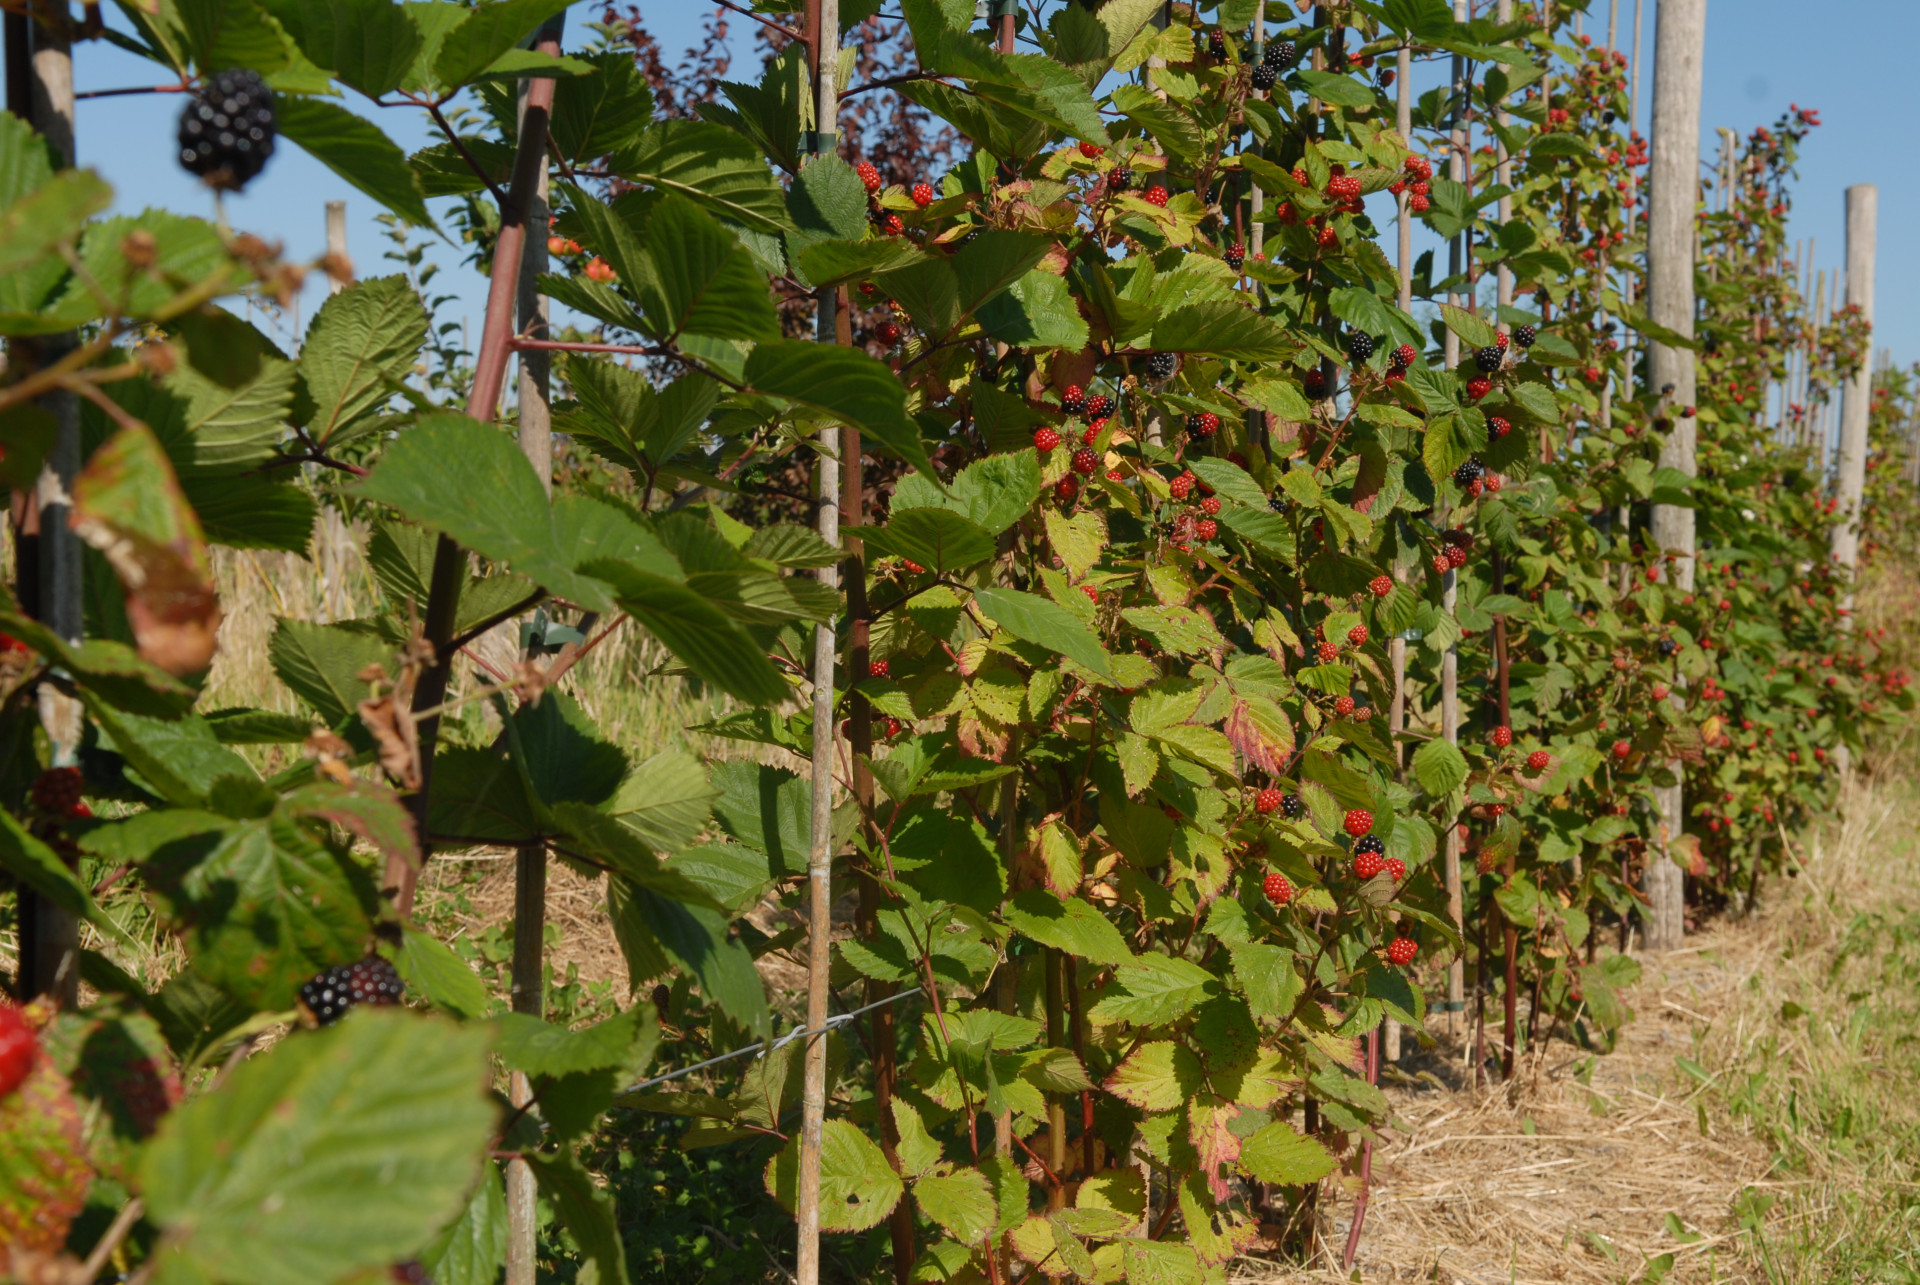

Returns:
1643,0,1706,954
11,2,79,1007
795,0,841,1275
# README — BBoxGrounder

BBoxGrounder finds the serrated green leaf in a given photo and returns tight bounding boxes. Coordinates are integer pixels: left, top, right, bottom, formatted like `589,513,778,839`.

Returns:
142,1010,494,1285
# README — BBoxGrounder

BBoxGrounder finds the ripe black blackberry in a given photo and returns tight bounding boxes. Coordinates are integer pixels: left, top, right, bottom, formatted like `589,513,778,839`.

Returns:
1264,39,1295,68
1084,394,1114,420
1250,63,1277,90
1279,793,1305,819
1110,167,1134,192
1146,351,1178,381
1268,495,1288,513
1347,332,1376,364
1453,457,1485,487
1513,324,1537,348
1474,345,1504,374
297,956,404,1027
178,69,277,191
1354,834,1385,856
1658,638,1679,657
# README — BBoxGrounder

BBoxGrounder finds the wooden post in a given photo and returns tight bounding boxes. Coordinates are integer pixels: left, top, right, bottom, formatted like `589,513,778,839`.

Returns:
9,4,80,1008
325,200,348,295
1643,0,1705,954
503,20,562,1284
1831,186,1876,599
1629,0,1645,135
795,0,841,1277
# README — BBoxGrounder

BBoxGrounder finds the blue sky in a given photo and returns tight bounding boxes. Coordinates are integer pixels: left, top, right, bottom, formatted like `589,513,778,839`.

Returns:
68,0,1920,364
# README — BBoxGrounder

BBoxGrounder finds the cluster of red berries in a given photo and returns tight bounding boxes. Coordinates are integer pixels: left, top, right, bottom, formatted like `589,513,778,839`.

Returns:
1387,156,1434,212
1430,529,1473,574
31,767,88,820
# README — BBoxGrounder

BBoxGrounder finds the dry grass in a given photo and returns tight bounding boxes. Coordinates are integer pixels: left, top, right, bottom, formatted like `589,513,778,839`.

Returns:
1234,760,1920,1285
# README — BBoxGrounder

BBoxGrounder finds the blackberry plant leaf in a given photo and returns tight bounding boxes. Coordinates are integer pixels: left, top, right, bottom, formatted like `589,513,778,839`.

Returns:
140,1010,494,1285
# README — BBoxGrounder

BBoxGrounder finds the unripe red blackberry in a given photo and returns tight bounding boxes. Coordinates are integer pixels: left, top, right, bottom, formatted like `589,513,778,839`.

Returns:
875,321,901,345
1391,343,1416,369
856,161,883,192
885,717,903,738
902,560,926,573
297,956,404,1027
1055,476,1080,502
1254,787,1283,814
1084,394,1114,420
1262,870,1292,904
1146,351,1178,380
1347,332,1375,363
1169,471,1195,500
1369,574,1394,597
1353,850,1385,879
1333,695,1355,717
1316,640,1339,663
1110,167,1134,192
1033,426,1061,452
1071,447,1098,476
869,659,890,678
1386,936,1418,966
1280,793,1305,819
1403,155,1432,181
1611,739,1632,759
1194,518,1218,540
1079,141,1105,158
1489,725,1513,748
31,766,83,817
1185,410,1220,439
0,1003,37,1098
910,181,934,207
1062,385,1086,414
1343,808,1374,837
1199,496,1221,516
1445,544,1469,569
178,68,277,191
1526,749,1551,772
1225,242,1245,271
1432,554,1452,575
1475,345,1504,374
1466,377,1491,400
1385,856,1406,882
1303,369,1328,400
1207,28,1227,58
1347,623,1368,647
1513,324,1537,347
1143,185,1170,207
1489,415,1512,438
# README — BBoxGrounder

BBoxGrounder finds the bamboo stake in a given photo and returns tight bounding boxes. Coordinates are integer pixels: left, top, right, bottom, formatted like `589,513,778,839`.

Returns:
1441,0,1467,1029
1643,0,1705,954
325,200,347,295
504,19,562,1283
1384,22,1413,1068
795,0,842,1276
